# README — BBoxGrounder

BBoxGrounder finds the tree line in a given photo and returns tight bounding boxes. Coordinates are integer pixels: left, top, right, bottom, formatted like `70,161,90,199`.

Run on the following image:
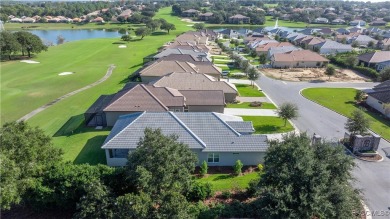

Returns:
1,121,362,218
0,31,47,60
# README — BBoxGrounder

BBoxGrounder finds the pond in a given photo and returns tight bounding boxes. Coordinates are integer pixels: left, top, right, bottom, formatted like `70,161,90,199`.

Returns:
26,29,125,45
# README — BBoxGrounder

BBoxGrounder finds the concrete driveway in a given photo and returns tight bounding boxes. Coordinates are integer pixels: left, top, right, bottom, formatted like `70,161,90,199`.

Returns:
224,108,278,116
256,75,390,219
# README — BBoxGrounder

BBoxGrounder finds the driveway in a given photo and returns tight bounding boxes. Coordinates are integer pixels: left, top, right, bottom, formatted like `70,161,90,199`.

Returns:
224,108,277,116
256,75,390,218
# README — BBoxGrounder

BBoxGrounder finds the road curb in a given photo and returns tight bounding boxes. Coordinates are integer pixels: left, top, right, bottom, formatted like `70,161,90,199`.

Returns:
299,88,390,145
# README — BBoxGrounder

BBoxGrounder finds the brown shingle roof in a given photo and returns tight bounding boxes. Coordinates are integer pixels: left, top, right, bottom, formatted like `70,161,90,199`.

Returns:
255,42,293,52
273,50,329,62
151,73,237,94
358,51,390,63
140,60,221,77
179,90,225,105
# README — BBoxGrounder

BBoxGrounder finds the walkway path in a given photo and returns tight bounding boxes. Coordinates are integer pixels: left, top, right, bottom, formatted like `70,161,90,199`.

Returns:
224,108,277,116
18,64,116,121
236,97,271,103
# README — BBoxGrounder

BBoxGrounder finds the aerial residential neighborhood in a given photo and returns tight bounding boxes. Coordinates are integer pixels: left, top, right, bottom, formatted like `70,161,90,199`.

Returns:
1,0,389,219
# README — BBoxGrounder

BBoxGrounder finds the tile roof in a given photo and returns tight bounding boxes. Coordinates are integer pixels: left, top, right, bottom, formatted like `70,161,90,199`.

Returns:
102,112,268,152
140,60,198,77
230,14,249,19
354,35,377,43
179,90,225,105
268,46,301,57
153,48,209,60
255,42,293,52
317,40,352,50
151,72,238,94
358,51,390,63
225,121,255,133
273,50,329,62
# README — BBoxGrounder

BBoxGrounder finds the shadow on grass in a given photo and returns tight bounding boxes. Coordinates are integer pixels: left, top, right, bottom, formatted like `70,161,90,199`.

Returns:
112,42,126,44
53,114,85,137
213,174,235,181
74,135,107,165
253,125,282,133
151,31,168,36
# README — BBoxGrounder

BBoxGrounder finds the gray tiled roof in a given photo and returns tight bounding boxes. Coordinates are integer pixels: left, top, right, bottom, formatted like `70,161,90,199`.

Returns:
102,112,268,152
153,49,210,61
225,121,255,133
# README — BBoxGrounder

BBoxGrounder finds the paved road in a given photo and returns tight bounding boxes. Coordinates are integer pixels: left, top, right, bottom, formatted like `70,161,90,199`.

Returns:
18,64,116,121
256,75,390,219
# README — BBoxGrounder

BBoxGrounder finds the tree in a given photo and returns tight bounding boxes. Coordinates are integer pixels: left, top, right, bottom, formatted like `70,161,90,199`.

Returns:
193,23,205,31
276,103,299,126
351,40,359,48
345,109,370,135
259,53,267,64
161,22,176,34
146,19,161,31
121,34,132,42
234,160,243,176
274,35,280,41
115,193,153,218
378,67,390,82
14,31,47,57
354,90,365,103
135,27,152,39
0,121,62,210
367,40,375,48
125,128,197,217
256,134,360,218
345,55,357,68
56,35,65,45
200,160,208,177
247,67,260,87
325,65,336,80
0,31,21,60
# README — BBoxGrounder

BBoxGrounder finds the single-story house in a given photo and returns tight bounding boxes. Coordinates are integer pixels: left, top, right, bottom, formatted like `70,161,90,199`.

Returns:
300,37,326,50
352,35,377,46
270,50,329,68
163,42,209,53
267,46,302,59
219,29,239,39
313,17,329,24
228,14,250,24
151,72,238,102
84,84,226,126
335,28,350,35
350,20,366,26
139,60,221,82
175,32,209,45
158,54,211,64
182,9,200,17
358,51,390,71
146,48,210,63
370,19,387,26
313,40,353,55
102,112,268,166
199,12,213,21
364,80,390,118
332,18,346,25
255,42,294,56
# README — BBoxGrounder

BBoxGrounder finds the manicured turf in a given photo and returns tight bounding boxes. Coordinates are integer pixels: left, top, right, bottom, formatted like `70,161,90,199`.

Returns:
226,102,277,109
1,7,192,164
264,3,278,8
242,116,295,134
4,22,145,30
196,172,259,192
236,84,265,97
302,88,390,141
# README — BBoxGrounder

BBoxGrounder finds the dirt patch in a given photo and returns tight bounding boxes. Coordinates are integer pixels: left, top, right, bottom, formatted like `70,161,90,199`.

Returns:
262,68,372,82
180,18,203,23
356,153,383,161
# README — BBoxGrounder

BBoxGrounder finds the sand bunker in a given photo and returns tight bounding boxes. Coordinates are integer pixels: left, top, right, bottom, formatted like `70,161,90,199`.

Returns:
118,45,127,48
20,60,40,64
58,72,74,76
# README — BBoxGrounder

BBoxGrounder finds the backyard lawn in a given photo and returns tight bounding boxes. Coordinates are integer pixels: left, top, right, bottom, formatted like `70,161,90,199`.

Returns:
226,102,277,109
236,84,265,97
196,172,259,192
302,88,390,141
242,116,295,134
1,7,192,164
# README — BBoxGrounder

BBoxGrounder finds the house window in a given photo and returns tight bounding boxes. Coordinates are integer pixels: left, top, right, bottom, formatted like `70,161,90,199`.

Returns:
114,149,129,158
108,149,113,158
207,153,220,163
174,109,181,112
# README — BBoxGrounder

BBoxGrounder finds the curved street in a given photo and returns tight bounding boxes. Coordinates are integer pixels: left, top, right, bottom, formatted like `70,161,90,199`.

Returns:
256,74,390,218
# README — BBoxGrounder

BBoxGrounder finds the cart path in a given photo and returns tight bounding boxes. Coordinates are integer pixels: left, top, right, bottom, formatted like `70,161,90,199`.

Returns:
18,64,116,122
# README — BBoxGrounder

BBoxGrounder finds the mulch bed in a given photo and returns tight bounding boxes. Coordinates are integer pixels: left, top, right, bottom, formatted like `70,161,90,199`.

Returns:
356,154,382,161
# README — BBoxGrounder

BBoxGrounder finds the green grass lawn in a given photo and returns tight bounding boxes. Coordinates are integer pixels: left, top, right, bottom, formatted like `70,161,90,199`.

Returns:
1,7,192,164
226,102,277,109
213,59,233,64
236,84,265,97
302,88,390,141
242,116,295,134
196,172,259,192
264,3,278,8
219,65,242,73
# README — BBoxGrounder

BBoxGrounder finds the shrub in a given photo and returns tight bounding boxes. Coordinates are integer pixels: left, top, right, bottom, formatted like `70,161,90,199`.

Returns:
233,160,243,176
200,161,208,176
247,178,259,196
257,164,264,172
187,182,213,201
353,65,378,79
250,101,262,107
221,191,232,199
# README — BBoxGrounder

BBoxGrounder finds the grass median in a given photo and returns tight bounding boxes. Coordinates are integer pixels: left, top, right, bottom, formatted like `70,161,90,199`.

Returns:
236,84,265,97
301,88,390,141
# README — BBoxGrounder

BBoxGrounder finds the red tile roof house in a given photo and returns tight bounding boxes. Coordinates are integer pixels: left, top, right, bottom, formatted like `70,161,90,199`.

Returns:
358,51,390,71
299,37,326,50
270,50,329,68
254,42,294,56
151,72,238,103
84,84,226,126
364,80,390,118
139,60,222,82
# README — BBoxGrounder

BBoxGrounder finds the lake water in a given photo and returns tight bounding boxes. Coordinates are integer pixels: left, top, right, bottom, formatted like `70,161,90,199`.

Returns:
27,29,124,45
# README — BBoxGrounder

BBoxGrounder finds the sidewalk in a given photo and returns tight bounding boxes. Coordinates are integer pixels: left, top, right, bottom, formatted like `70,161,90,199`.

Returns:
237,97,271,103
224,108,278,116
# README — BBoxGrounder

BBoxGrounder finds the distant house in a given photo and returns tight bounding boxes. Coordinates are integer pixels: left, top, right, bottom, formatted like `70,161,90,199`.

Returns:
102,112,268,166
148,48,210,63
139,60,221,82
313,17,329,24
22,17,35,23
219,29,239,39
10,18,22,23
313,40,353,55
350,20,366,26
175,32,209,45
352,35,377,46
335,32,360,44
270,50,329,68
255,42,294,56
228,14,250,24
151,72,238,102
358,51,390,71
199,12,213,21
91,17,104,23
300,37,326,50
84,84,226,126
335,28,350,35
370,19,387,26
163,41,209,53
381,38,390,51
182,9,200,17
364,80,390,118
118,9,132,19
332,18,346,25
267,46,302,59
